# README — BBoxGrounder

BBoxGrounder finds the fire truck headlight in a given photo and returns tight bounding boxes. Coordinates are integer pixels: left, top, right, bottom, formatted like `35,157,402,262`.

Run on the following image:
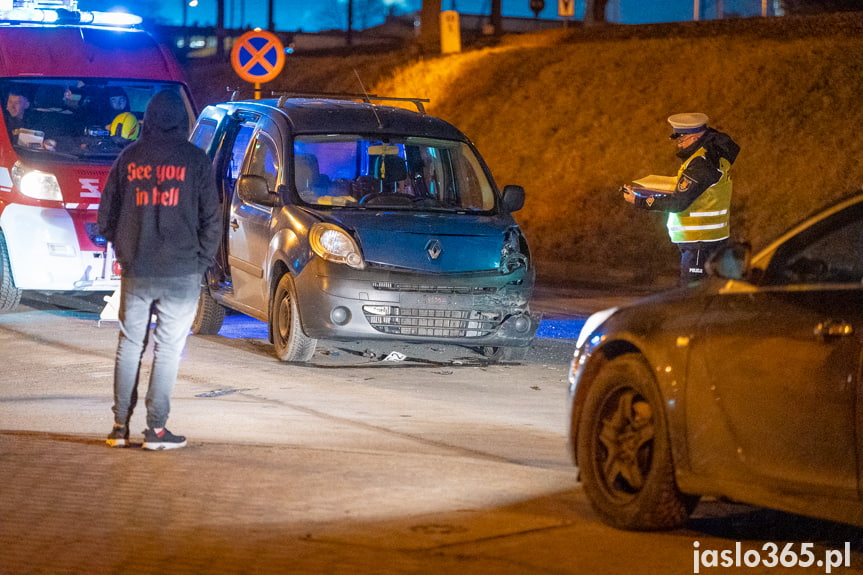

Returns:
12,163,62,202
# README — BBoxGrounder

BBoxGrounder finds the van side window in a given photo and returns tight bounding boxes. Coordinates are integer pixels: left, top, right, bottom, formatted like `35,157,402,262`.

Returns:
190,119,217,152
247,134,279,191
229,124,255,181
219,122,255,206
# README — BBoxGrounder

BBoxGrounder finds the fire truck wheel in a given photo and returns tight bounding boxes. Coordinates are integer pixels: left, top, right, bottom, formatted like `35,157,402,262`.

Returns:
0,232,21,311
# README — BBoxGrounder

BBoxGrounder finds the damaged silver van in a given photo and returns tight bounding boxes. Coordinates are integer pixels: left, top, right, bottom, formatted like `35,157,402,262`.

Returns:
190,94,537,363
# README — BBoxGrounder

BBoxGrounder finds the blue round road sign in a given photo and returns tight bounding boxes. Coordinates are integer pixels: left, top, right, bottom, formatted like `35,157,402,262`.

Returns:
231,29,285,84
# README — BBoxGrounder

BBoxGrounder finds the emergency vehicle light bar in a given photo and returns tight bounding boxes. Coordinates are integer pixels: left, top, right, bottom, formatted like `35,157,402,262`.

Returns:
0,0,142,27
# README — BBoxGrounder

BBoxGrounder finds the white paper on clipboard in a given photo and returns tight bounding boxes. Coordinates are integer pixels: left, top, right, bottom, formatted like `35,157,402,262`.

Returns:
631,175,678,193
16,129,45,148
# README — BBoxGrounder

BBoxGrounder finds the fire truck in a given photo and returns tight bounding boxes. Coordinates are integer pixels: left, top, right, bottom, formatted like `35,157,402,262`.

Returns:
0,0,195,309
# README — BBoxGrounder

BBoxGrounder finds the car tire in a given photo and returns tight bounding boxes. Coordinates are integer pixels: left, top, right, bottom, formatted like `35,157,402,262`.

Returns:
0,232,22,311
480,345,528,364
576,354,698,531
271,274,316,362
191,286,226,335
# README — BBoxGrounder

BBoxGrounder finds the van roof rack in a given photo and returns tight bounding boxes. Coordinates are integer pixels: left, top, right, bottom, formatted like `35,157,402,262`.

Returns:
274,92,430,114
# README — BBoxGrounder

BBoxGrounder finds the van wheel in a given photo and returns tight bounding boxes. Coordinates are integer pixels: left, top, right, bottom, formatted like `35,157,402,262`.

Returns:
0,232,21,311
271,275,316,362
480,345,528,364
191,286,225,335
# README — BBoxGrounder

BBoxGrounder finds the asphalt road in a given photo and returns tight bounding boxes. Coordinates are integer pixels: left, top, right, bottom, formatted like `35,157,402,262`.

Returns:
0,289,860,574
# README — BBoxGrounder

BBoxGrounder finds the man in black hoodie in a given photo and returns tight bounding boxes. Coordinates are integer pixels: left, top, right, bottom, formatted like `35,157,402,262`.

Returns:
98,90,221,450
623,112,740,284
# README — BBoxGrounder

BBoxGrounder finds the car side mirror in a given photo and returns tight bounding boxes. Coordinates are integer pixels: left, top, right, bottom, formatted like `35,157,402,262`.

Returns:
706,242,751,281
501,185,525,212
237,174,275,206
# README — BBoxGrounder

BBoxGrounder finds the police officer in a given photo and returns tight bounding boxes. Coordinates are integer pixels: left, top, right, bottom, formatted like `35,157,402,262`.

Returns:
623,113,740,284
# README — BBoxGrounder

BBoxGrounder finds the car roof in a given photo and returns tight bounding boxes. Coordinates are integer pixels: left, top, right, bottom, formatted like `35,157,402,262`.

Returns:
216,96,469,141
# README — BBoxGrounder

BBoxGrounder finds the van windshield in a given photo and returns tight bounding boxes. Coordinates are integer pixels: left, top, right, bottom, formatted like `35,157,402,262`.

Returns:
1,79,192,163
293,135,497,212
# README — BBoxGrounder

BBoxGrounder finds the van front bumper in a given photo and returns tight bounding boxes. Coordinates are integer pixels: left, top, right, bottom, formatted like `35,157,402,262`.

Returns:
294,258,537,347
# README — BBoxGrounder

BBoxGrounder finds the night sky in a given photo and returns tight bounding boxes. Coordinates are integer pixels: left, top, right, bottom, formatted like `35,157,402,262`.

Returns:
78,0,774,31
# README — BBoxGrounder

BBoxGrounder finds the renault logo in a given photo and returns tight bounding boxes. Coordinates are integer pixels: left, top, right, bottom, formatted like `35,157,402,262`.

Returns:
426,239,443,260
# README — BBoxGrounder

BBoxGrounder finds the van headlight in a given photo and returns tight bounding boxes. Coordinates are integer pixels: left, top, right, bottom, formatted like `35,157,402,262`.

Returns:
12,162,62,201
500,227,529,273
309,223,365,269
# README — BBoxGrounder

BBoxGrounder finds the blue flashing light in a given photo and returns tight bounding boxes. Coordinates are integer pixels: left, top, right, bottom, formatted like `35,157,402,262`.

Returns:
84,10,142,27
0,1,141,27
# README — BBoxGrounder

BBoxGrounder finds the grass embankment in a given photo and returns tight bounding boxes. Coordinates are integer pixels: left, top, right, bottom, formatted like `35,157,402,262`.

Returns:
186,13,863,287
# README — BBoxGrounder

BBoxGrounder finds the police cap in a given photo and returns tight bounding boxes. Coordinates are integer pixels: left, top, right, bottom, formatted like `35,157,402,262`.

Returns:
668,112,709,139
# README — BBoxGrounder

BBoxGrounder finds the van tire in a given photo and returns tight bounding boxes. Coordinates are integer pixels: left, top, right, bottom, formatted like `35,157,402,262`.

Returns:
0,232,21,311
191,286,226,335
271,274,316,362
480,345,528,364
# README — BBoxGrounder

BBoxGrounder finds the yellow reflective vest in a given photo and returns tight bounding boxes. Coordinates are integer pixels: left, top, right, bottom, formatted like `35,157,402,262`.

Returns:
666,148,732,243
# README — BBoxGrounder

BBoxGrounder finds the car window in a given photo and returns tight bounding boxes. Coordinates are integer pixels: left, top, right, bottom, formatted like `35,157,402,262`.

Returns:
228,123,255,181
762,202,863,286
247,133,279,191
190,118,217,152
292,135,496,211
216,120,257,208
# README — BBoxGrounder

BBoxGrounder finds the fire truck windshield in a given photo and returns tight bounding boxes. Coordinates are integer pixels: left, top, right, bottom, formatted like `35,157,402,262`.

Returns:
1,79,191,163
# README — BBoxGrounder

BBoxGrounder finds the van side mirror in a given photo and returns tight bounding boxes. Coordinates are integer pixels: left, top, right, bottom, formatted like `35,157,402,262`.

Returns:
706,242,751,281
276,183,295,204
501,185,525,212
237,174,275,206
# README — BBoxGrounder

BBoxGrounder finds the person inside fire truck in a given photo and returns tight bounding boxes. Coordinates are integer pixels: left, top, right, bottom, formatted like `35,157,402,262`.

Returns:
60,86,90,132
4,86,57,149
5,86,32,134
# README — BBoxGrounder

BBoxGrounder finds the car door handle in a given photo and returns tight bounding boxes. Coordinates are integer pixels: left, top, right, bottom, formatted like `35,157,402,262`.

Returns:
230,218,239,231
814,320,854,338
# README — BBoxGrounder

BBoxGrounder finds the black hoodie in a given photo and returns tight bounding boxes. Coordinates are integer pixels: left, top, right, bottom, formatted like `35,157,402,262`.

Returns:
98,90,221,278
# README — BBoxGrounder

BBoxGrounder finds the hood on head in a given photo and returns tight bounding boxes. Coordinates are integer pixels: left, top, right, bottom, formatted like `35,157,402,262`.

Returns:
709,129,740,164
142,90,188,139
677,127,740,164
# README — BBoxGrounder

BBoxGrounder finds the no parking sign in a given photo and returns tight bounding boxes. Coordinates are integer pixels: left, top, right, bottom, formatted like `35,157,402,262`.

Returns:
231,29,285,98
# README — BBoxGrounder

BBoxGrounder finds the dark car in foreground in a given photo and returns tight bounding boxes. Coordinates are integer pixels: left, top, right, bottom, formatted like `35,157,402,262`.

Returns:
189,94,536,362
568,192,863,530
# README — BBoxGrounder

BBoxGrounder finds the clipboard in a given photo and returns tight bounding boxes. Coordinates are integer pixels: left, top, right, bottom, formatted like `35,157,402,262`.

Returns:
631,175,678,194
16,129,45,148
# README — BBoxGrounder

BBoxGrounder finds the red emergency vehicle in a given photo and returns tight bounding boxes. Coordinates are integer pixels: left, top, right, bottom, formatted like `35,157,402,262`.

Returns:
0,0,195,309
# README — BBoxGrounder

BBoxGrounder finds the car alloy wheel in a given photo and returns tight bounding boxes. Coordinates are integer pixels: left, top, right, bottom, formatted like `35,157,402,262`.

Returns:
576,354,698,530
